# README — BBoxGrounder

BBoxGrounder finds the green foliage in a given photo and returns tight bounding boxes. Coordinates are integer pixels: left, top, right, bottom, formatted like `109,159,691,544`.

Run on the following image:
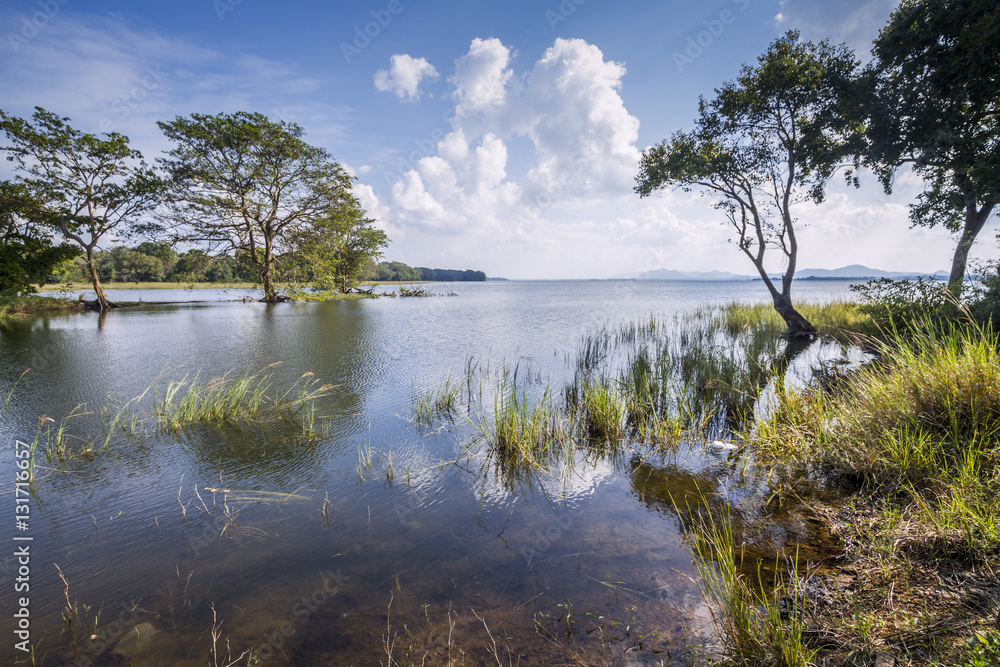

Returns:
376,260,421,282
635,33,860,337
292,206,388,293
417,267,486,282
864,0,1000,288
0,107,163,307
158,111,361,301
0,182,80,295
850,277,960,331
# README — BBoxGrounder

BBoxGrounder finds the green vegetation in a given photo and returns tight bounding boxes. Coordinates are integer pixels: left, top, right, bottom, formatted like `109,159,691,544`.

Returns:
376,260,486,283
862,0,999,294
155,367,333,432
0,294,86,318
412,375,461,426
683,495,816,667
0,107,163,310
636,32,861,338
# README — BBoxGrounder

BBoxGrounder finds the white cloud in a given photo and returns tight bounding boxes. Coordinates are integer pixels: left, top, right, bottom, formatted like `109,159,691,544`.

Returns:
775,0,900,57
0,10,348,164
451,38,513,118
384,37,641,244
374,54,439,102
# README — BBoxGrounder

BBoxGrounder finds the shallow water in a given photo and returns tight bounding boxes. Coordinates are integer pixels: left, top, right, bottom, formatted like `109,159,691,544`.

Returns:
1,280,859,665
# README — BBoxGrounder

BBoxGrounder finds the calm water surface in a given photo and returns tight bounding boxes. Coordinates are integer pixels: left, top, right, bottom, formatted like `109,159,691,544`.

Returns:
1,281,858,666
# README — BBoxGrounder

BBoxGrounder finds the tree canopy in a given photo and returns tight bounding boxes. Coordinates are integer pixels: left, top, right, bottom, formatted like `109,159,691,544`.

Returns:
862,0,1000,294
158,111,371,301
0,107,162,309
636,32,860,337
0,181,80,295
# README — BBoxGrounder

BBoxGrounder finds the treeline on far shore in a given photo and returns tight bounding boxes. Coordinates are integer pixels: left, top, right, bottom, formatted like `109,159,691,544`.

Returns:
47,243,485,285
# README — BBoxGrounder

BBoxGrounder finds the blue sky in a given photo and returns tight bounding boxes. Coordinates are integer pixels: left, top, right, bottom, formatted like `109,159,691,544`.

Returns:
2,0,992,278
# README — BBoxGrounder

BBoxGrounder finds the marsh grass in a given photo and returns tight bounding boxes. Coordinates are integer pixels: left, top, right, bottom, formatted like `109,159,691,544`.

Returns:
153,366,334,435
681,493,817,666
155,370,272,430
479,378,569,467
746,321,1000,663
413,375,461,426
0,294,86,318
4,368,30,411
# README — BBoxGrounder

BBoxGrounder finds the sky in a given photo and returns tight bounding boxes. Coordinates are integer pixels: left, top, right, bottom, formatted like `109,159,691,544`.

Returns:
0,0,995,279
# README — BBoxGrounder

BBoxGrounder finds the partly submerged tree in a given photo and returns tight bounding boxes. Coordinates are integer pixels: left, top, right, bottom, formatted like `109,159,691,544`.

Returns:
0,181,80,295
636,33,861,338
158,111,366,302
0,107,163,309
863,0,1000,295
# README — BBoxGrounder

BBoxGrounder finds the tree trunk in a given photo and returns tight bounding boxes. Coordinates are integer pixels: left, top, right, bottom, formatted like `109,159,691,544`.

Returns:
261,237,277,302
743,252,817,340
86,248,111,311
773,293,817,339
948,202,996,297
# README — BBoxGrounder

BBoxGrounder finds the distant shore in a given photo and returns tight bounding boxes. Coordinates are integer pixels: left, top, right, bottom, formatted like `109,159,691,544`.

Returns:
36,280,434,292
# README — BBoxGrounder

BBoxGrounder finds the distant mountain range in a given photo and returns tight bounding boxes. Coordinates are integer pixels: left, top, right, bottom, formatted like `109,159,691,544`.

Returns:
635,265,949,282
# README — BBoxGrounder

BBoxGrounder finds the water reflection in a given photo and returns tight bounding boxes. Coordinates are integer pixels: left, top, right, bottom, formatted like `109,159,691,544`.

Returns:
0,283,859,666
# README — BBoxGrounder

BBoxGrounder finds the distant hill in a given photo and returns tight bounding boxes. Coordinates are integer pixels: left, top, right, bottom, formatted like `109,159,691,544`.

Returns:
635,269,754,281
790,265,949,280
635,264,948,282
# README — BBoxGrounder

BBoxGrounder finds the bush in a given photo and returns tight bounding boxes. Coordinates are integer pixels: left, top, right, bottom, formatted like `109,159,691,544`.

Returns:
850,277,961,331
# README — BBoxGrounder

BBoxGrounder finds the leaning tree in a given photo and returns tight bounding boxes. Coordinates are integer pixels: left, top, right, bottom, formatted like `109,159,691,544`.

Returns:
863,0,1000,295
0,107,162,309
158,111,365,302
636,33,861,338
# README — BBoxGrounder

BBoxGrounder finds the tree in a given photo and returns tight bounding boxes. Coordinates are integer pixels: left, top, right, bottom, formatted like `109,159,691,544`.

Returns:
294,203,387,293
636,33,860,338
864,0,1000,295
0,181,80,295
158,111,359,302
376,261,421,282
0,107,163,309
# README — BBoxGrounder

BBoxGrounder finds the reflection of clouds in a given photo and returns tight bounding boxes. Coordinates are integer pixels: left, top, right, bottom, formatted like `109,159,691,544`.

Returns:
755,339,876,422
474,447,618,507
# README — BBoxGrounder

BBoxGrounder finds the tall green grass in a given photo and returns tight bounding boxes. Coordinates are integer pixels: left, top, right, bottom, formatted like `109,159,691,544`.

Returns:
477,377,569,467
412,375,461,426
682,493,817,667
155,368,332,432
753,323,1000,556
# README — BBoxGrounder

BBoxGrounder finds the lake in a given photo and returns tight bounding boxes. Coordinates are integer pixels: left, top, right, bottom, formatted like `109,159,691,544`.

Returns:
1,280,860,666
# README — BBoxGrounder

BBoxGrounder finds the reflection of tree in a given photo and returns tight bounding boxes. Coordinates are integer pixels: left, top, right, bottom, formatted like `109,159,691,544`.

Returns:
628,452,840,584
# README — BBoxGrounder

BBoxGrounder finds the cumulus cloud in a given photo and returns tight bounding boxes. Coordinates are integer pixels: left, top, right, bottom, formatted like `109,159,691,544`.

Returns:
775,0,900,57
451,37,513,118
386,37,641,240
374,54,439,102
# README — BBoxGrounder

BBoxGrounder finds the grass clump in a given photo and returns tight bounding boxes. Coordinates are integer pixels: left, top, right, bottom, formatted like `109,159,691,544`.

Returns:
412,375,461,426
748,323,1000,664
576,377,627,443
476,374,569,467
154,367,333,433
0,294,86,318
682,494,817,667
755,324,1000,494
